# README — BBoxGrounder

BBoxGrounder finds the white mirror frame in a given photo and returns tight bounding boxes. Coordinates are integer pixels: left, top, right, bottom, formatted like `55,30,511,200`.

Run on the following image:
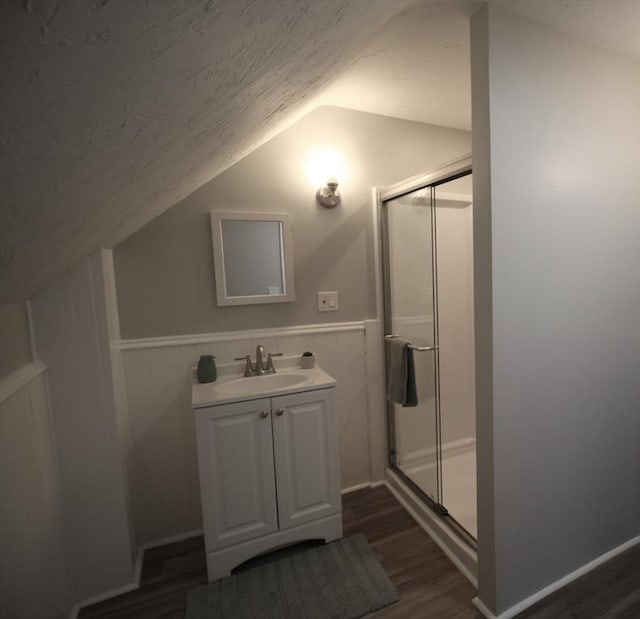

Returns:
210,211,296,306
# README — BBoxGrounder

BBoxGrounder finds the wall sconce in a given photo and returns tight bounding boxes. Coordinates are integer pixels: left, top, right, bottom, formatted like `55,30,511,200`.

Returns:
316,176,341,208
306,149,346,209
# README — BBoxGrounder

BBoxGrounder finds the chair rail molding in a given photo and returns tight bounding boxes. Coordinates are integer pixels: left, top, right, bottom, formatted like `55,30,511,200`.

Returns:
0,360,47,403
114,321,365,350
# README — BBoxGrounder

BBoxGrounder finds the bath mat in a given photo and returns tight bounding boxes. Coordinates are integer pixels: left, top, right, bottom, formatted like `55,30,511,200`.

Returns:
185,534,398,619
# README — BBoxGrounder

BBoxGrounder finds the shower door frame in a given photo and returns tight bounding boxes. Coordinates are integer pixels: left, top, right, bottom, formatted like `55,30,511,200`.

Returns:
379,155,473,540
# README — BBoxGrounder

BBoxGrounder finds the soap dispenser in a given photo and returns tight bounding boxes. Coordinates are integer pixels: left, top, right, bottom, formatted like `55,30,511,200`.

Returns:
197,355,217,383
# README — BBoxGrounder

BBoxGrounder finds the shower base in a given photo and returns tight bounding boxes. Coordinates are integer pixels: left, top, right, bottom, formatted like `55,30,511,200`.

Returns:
385,467,478,585
402,439,477,538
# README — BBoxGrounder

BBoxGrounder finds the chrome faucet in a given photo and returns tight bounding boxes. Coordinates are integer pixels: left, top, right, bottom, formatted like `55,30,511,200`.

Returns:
255,345,265,376
235,355,254,377
234,346,283,377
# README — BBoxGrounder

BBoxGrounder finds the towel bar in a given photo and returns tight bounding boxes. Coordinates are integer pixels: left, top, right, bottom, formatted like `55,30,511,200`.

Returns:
384,334,439,352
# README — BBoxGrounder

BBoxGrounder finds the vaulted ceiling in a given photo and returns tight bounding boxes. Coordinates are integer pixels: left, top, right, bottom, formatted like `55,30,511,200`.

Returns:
1,0,638,304
0,0,416,303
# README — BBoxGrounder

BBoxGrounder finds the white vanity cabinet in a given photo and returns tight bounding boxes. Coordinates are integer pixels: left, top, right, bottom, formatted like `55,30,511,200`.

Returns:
194,383,342,581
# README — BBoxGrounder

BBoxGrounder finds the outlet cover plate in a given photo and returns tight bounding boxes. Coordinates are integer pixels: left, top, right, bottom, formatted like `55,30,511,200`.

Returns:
318,291,338,312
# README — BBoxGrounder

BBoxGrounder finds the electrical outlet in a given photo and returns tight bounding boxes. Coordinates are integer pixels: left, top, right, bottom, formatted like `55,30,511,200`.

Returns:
318,291,339,312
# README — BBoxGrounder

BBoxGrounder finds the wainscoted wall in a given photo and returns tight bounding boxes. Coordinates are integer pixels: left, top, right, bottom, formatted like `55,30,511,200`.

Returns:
117,321,375,548
30,252,134,602
101,249,138,555
0,364,72,619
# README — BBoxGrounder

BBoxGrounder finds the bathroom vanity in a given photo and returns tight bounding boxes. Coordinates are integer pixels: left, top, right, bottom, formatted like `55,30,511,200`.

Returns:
192,364,342,581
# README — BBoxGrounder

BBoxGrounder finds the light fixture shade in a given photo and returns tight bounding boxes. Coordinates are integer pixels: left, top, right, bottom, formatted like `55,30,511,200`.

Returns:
316,177,341,208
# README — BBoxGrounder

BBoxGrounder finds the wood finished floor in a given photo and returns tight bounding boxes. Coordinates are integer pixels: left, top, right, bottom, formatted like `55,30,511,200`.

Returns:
80,486,640,618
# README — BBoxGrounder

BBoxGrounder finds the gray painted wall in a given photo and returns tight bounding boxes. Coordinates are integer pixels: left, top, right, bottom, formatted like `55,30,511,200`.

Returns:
114,106,471,338
0,303,32,379
472,5,640,614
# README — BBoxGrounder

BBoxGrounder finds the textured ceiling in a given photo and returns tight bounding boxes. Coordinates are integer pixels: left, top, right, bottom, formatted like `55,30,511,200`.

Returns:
314,0,640,132
1,0,639,304
491,0,640,60
0,0,415,303
315,1,473,130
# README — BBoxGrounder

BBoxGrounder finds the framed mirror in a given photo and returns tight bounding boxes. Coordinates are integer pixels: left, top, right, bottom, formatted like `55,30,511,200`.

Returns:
210,211,295,306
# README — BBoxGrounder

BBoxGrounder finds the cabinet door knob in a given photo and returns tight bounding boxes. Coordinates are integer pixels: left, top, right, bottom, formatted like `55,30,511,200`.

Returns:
275,408,284,417
260,411,269,418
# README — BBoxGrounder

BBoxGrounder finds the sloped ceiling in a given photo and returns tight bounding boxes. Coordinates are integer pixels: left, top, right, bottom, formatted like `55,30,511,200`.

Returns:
492,0,640,61
1,0,639,304
315,1,473,130
0,0,416,303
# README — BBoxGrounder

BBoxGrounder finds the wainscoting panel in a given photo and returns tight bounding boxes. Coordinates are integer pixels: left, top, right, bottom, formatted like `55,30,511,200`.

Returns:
121,345,204,548
30,253,134,600
0,368,73,619
101,249,138,553
364,318,387,483
119,323,369,548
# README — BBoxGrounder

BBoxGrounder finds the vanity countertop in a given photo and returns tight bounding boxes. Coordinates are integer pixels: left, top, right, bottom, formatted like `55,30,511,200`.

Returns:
192,364,336,408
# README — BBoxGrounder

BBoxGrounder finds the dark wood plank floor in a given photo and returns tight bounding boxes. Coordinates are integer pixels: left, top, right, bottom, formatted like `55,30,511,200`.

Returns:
516,542,640,619
342,487,480,619
80,486,640,618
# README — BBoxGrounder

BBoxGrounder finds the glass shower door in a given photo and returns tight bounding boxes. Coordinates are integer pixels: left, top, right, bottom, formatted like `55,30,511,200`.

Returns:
382,186,442,507
433,173,477,538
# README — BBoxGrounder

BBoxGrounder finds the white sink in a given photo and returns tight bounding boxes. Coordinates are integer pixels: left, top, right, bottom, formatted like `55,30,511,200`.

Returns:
215,373,309,397
192,365,336,408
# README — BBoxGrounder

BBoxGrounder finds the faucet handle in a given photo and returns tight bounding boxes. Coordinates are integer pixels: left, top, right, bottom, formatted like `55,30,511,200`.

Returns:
265,352,283,374
234,355,254,377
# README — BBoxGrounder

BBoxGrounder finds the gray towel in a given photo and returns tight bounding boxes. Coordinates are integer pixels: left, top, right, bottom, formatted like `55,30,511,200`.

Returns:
386,338,417,407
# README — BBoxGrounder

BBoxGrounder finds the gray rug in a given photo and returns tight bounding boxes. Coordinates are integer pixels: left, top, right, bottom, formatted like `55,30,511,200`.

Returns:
185,534,398,619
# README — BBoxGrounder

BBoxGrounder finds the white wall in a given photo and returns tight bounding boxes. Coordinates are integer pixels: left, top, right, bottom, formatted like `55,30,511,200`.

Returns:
0,366,73,619
472,5,640,614
30,253,134,601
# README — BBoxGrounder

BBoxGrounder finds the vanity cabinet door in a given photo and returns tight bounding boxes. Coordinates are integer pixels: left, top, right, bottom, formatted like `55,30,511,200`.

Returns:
195,399,277,552
271,388,341,531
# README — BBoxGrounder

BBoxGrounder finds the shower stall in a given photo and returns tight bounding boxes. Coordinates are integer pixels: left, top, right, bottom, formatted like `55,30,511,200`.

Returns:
379,156,477,574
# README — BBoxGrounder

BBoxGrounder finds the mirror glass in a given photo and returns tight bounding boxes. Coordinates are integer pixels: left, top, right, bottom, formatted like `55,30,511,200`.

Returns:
211,212,295,306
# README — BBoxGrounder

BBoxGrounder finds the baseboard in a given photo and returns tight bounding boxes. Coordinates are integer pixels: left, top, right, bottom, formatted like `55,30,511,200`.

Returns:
341,479,386,495
69,528,204,618
137,527,204,553
472,534,640,619
341,482,371,495
68,578,140,619
472,598,497,619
